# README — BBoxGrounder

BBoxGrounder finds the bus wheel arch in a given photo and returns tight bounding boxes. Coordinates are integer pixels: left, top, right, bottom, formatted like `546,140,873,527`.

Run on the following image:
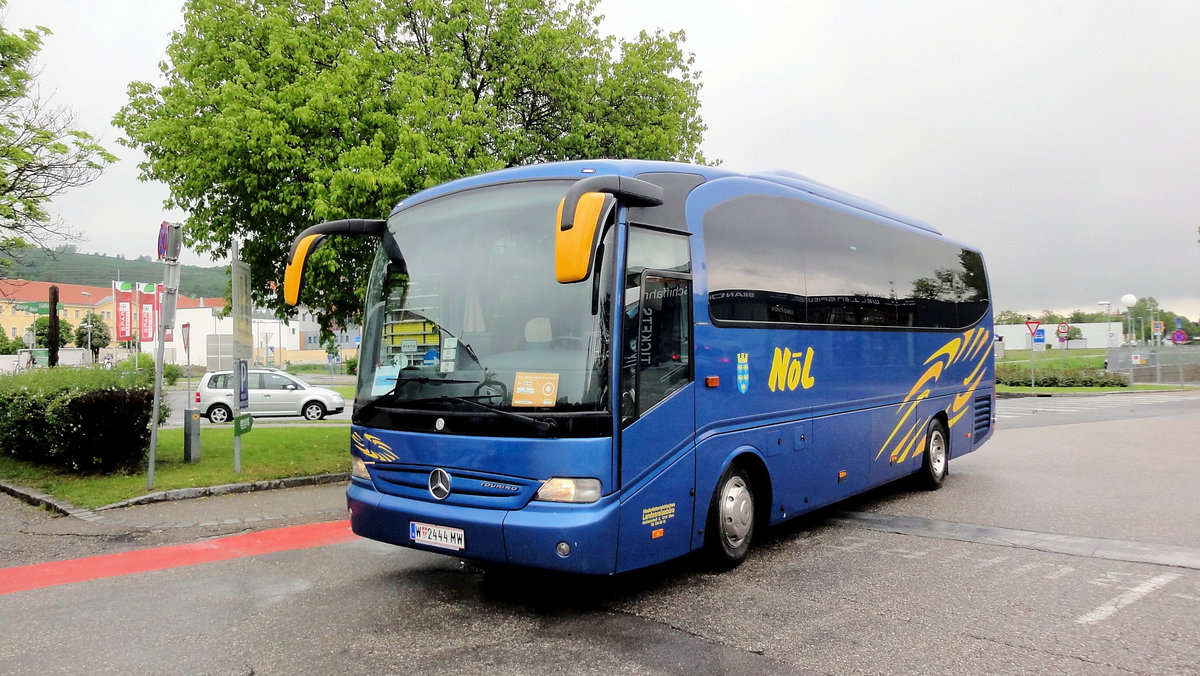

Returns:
704,453,771,569
917,414,950,490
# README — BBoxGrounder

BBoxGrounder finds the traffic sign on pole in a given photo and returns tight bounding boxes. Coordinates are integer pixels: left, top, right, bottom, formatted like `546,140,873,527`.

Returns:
1026,320,1040,336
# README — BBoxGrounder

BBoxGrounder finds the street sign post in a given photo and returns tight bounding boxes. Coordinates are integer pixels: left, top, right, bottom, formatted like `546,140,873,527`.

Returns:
1025,321,1041,392
237,358,250,410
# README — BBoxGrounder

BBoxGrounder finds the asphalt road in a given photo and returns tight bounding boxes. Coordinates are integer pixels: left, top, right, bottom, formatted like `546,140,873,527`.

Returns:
2,391,1198,674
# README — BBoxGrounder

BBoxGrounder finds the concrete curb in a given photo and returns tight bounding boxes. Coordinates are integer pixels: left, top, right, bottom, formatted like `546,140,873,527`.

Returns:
93,472,350,511
0,473,350,523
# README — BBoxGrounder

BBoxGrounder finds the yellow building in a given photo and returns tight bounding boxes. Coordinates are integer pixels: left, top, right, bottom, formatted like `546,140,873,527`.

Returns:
0,279,116,347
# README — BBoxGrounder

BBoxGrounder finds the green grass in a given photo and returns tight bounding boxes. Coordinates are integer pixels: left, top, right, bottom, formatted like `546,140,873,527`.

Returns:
996,383,1183,395
997,348,1107,369
0,426,351,510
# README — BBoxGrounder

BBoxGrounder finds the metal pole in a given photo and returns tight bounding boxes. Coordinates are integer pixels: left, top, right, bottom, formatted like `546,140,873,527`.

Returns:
233,240,242,474
147,318,167,490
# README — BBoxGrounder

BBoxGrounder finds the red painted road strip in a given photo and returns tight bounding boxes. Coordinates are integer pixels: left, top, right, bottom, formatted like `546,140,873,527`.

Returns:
0,520,356,596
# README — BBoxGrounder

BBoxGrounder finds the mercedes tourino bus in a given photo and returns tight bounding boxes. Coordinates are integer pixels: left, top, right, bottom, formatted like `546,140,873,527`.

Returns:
283,160,995,574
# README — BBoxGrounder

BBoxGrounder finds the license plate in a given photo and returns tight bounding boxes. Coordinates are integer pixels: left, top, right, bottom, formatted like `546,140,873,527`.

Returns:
410,521,465,551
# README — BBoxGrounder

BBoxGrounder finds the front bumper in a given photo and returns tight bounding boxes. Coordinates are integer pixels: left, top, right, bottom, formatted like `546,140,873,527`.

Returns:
346,479,620,574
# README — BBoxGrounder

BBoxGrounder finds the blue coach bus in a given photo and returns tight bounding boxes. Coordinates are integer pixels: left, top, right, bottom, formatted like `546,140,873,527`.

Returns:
283,160,995,574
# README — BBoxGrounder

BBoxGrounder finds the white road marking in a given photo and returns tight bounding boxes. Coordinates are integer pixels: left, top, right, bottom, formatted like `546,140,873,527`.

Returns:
1074,573,1181,625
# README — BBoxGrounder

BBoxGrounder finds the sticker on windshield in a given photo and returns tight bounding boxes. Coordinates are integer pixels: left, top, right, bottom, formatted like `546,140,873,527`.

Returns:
512,372,559,407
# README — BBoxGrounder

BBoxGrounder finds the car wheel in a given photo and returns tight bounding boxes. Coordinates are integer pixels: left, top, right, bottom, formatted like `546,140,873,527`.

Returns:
705,463,755,569
208,404,232,424
303,401,326,421
917,419,949,490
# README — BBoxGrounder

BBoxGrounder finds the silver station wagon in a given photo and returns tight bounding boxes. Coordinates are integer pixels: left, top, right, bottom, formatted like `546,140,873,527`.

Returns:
195,368,346,422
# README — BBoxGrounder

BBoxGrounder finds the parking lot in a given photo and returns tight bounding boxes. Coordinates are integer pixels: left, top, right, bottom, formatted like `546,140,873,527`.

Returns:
2,391,1198,674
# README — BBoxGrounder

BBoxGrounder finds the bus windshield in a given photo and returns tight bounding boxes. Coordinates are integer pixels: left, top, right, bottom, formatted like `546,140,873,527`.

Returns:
355,180,614,438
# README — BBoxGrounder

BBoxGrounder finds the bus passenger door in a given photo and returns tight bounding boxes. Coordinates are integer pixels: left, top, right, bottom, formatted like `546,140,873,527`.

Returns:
615,271,696,572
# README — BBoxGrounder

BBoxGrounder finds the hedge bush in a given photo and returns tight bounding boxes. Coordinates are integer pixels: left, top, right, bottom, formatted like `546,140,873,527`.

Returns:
0,368,167,473
995,363,1128,388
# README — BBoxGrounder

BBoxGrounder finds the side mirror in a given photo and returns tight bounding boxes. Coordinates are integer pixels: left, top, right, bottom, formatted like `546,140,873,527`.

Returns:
283,219,390,305
554,175,664,284
555,192,614,283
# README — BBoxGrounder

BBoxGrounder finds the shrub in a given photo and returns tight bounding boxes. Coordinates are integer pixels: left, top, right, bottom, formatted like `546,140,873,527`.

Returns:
162,363,182,386
995,363,1128,388
345,357,357,376
0,368,163,473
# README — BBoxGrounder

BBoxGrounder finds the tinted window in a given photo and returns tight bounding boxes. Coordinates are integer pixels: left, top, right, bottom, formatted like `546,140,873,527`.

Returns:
705,194,988,329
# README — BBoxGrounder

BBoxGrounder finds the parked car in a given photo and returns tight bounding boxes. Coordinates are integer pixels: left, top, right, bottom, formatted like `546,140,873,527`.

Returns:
195,368,346,422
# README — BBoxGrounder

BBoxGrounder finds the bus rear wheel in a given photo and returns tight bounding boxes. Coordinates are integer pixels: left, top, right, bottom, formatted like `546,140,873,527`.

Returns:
705,463,755,569
917,419,949,490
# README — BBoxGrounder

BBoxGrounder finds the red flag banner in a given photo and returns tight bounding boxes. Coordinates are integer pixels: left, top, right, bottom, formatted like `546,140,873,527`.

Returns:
114,281,133,342
139,282,156,342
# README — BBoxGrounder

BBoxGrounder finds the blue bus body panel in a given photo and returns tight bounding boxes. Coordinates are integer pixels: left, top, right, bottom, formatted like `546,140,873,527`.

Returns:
615,444,696,573
683,175,994,540
353,426,613,489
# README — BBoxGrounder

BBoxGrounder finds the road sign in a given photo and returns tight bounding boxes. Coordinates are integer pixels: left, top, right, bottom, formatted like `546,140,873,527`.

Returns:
237,359,250,410
1056,322,1070,336
1152,321,1164,336
1025,320,1040,336
234,413,253,437
16,301,49,315
1173,330,1188,344
1033,329,1045,344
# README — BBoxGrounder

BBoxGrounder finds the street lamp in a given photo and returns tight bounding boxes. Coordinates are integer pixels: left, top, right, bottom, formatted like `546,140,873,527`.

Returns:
1121,294,1137,343
80,291,92,362
1121,294,1137,384
1097,300,1112,348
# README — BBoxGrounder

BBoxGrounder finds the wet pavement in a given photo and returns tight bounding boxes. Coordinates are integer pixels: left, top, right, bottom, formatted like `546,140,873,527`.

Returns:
0,480,349,569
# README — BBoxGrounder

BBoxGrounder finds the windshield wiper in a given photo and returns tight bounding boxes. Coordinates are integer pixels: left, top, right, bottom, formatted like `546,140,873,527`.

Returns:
354,376,478,419
406,395,556,434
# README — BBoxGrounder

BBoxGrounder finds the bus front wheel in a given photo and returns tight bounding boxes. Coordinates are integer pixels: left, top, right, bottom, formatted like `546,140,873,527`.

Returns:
705,463,755,569
917,419,949,490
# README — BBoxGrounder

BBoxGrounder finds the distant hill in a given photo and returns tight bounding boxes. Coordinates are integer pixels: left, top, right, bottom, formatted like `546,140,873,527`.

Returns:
3,246,228,299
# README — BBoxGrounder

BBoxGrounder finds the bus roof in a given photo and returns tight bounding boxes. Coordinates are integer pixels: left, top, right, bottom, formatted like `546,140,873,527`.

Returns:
388,159,941,236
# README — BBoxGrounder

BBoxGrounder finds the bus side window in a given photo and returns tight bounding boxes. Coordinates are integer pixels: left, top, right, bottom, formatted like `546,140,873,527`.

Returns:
622,274,692,423
621,227,692,424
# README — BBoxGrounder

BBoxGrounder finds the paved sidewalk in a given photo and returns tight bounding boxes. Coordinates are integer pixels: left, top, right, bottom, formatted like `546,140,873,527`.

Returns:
96,480,349,529
2,478,349,530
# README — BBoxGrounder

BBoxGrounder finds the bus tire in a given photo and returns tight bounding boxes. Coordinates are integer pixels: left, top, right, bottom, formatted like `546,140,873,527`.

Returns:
705,463,755,569
917,419,949,490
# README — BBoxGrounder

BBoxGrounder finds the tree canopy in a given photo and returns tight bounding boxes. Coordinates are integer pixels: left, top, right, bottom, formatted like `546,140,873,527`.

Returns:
0,1,116,261
116,0,708,334
74,311,111,360
32,315,72,348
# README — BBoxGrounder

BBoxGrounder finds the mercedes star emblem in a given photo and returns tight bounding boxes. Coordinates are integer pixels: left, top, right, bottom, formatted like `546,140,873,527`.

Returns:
428,468,452,500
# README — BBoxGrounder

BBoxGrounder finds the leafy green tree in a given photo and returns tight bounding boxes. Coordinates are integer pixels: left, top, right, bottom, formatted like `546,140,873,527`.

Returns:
0,330,13,354
32,315,73,348
73,311,111,361
116,0,707,334
995,310,1025,325
0,2,116,261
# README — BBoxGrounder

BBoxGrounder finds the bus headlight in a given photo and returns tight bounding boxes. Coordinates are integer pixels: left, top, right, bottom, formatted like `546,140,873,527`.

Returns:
351,456,371,480
536,477,601,503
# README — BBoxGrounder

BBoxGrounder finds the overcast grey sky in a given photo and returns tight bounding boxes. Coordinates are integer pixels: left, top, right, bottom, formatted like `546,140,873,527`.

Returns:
7,0,1200,319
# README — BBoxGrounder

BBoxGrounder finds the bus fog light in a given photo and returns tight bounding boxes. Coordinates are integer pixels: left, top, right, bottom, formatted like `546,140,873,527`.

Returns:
556,541,571,557
536,478,601,503
351,456,371,480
